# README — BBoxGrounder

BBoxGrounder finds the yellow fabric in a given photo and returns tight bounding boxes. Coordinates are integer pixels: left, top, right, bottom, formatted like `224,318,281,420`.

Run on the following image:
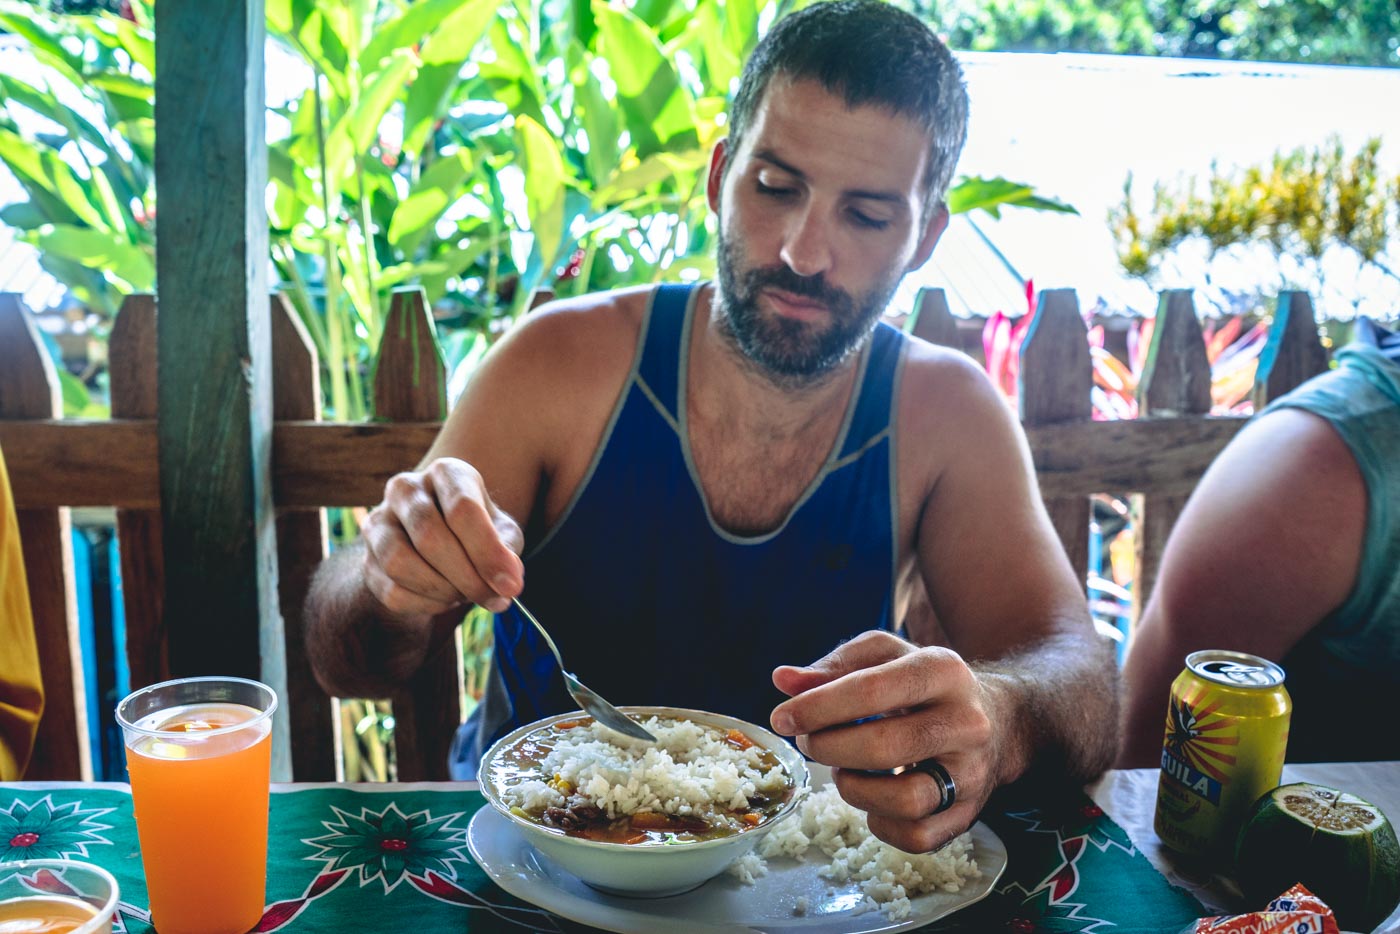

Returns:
0,445,44,779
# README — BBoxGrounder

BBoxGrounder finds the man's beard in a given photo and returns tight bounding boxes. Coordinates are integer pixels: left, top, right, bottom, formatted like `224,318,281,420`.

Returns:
714,232,900,385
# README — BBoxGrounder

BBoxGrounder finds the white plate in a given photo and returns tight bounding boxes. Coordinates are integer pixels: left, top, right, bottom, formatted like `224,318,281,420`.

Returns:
466,765,1008,934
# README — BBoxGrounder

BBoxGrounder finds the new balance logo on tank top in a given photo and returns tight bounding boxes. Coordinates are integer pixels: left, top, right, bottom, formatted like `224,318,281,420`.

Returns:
451,282,907,778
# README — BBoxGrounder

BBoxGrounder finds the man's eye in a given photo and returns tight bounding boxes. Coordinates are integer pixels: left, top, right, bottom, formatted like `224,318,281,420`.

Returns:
756,180,795,197
850,211,890,230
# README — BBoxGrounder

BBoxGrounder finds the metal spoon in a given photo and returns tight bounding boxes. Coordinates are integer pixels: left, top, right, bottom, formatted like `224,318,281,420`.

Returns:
512,598,657,742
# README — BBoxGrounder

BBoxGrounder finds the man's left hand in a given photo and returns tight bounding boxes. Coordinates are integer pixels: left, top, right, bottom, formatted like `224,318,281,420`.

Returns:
769,630,1001,854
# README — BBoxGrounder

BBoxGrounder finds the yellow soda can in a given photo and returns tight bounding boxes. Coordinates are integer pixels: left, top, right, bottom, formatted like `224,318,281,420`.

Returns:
1154,650,1292,863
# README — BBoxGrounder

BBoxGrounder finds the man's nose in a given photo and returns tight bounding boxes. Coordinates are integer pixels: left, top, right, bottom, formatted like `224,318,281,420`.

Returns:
779,208,833,278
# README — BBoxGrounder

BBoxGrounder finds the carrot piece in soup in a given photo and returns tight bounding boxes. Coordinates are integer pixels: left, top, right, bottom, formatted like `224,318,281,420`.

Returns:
629,812,674,831
725,728,755,750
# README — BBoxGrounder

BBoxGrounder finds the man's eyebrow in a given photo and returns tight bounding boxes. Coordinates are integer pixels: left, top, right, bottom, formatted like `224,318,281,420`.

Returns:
753,148,907,206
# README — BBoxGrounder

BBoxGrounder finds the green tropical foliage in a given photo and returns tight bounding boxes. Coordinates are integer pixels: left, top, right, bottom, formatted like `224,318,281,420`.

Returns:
0,0,154,319
1110,137,1400,294
260,0,743,420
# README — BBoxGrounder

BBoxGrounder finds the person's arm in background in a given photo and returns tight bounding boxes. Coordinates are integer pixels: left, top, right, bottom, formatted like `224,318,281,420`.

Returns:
772,350,1119,853
1117,408,1365,767
0,446,44,780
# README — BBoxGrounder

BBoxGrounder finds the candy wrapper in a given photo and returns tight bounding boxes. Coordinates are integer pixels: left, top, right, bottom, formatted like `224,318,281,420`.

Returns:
1180,884,1340,934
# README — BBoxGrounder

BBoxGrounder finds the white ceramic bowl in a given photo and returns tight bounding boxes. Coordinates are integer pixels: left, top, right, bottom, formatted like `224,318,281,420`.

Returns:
478,706,809,898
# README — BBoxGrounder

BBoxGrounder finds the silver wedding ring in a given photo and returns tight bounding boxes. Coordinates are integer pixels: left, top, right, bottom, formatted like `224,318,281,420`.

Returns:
910,758,956,815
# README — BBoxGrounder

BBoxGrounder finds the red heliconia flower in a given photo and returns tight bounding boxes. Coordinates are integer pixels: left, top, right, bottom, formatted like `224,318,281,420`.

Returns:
559,248,586,280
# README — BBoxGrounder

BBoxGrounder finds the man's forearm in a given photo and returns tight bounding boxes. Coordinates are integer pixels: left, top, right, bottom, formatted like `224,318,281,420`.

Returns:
973,627,1120,787
303,543,458,698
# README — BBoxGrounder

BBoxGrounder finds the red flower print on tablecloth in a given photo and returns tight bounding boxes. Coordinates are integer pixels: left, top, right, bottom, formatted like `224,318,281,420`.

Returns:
302,803,470,892
251,802,562,933
0,796,114,862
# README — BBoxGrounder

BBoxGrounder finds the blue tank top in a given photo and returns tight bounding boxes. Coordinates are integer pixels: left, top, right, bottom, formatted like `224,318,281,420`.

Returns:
451,282,907,778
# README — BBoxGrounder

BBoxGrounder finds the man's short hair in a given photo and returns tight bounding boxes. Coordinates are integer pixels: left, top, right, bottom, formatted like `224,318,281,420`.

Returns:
727,0,969,210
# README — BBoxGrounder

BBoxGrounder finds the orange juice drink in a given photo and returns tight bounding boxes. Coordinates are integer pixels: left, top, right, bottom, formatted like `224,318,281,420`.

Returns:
116,678,277,934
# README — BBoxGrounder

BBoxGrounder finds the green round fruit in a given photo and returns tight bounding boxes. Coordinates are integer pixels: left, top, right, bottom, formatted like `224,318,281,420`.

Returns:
1235,782,1400,931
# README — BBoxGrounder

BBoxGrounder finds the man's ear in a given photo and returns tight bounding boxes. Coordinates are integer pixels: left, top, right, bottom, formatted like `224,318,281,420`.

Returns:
907,202,949,272
706,138,730,215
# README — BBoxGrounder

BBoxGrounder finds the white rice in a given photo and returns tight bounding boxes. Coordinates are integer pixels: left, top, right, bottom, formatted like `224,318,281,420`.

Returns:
496,716,793,823
734,783,982,921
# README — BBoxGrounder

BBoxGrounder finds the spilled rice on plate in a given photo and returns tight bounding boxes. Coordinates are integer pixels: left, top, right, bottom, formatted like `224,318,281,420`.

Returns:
728,783,981,921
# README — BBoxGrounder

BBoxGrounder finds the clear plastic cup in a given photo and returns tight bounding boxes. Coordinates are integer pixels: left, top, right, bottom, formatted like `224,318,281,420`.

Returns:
115,676,277,934
0,858,120,934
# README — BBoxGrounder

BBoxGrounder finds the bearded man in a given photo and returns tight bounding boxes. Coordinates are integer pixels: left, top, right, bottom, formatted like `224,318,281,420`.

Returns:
307,0,1118,853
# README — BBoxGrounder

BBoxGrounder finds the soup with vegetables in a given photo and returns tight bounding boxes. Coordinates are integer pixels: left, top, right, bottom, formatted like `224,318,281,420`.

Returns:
488,715,797,845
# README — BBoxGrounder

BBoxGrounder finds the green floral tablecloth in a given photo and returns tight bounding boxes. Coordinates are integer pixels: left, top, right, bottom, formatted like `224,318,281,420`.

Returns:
0,780,1203,933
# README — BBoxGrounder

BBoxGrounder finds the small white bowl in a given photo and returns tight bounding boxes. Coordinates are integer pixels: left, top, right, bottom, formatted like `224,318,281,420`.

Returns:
478,706,809,898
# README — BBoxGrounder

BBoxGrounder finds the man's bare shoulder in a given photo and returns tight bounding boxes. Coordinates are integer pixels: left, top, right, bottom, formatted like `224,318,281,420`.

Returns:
492,286,653,379
428,286,654,468
895,336,1010,439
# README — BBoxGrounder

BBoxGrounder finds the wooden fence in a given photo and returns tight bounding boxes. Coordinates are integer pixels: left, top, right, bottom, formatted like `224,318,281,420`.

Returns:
0,285,1331,783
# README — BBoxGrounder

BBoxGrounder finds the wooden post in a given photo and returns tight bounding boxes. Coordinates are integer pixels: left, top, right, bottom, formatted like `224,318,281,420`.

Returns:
109,295,168,690
271,293,337,780
1252,291,1329,409
1018,289,1092,586
908,288,961,350
154,0,288,778
374,288,459,782
1133,290,1213,626
0,294,89,780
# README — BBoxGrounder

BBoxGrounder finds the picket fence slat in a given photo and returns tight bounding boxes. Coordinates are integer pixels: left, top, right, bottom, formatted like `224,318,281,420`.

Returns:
1133,291,1213,626
272,293,338,782
0,293,89,781
1018,289,1093,585
1253,291,1330,408
373,289,461,783
908,288,960,348
110,296,169,690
